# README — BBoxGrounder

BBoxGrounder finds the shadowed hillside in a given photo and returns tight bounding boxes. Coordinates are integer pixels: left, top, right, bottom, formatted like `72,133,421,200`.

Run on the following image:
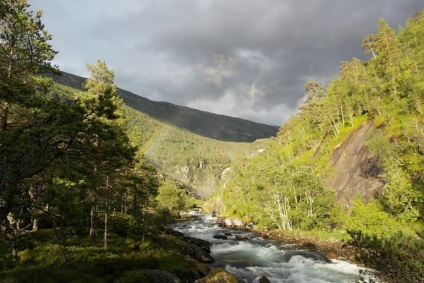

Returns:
51,71,279,142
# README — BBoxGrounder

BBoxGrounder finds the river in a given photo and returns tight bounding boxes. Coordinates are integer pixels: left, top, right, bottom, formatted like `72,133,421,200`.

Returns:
172,214,383,283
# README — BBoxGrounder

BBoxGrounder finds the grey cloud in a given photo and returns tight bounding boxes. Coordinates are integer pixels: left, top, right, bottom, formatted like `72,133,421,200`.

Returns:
199,55,237,86
28,0,424,125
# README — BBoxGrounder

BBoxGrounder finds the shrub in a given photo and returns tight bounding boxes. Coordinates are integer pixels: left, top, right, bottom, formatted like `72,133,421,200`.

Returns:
353,231,424,283
345,199,400,239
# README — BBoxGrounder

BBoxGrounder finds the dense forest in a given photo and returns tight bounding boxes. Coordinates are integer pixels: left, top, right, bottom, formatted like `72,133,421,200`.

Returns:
210,10,424,282
125,106,269,197
0,1,218,282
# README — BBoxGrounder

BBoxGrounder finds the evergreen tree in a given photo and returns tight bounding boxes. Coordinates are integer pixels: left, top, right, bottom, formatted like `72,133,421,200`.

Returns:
0,0,57,225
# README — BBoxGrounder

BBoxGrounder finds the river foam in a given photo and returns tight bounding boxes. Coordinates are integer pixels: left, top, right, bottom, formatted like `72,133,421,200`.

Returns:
172,215,382,283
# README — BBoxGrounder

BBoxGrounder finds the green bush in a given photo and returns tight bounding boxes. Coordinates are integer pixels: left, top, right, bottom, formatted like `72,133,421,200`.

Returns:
353,231,424,283
345,200,424,282
345,199,400,239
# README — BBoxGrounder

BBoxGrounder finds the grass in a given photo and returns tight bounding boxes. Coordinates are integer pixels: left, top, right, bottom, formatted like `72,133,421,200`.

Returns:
289,115,371,172
276,229,348,243
0,230,208,283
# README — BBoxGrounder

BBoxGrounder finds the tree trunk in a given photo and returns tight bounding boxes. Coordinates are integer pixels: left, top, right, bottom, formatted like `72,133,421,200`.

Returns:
32,213,38,231
0,199,13,225
28,186,39,231
104,209,108,250
370,48,376,59
12,243,18,262
32,219,38,231
90,205,97,244
2,101,9,131
273,192,292,231
104,176,109,250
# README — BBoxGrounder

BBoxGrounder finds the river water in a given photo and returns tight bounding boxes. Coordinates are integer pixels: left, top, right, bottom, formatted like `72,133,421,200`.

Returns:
172,214,383,283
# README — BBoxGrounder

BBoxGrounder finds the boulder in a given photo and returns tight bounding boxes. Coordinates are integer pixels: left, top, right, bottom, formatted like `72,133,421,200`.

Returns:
177,242,215,263
258,275,271,283
213,234,228,240
195,268,240,283
218,217,245,228
184,237,211,253
115,269,180,283
235,234,249,241
282,250,331,263
166,233,215,264
324,251,338,260
224,218,233,227
191,244,215,263
232,219,245,228
299,241,316,249
245,223,255,230
163,227,185,239
178,243,215,263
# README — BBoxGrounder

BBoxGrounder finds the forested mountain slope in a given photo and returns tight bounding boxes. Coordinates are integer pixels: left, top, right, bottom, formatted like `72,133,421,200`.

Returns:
214,11,424,226
50,72,273,197
51,71,279,142
50,82,266,197
50,82,268,198
210,11,424,281
125,106,269,197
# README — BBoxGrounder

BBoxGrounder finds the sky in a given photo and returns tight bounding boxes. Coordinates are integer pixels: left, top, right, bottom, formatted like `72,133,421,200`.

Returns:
28,1,424,126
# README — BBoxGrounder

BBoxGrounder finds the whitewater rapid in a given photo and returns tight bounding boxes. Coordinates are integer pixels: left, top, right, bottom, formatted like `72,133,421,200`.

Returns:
172,214,383,283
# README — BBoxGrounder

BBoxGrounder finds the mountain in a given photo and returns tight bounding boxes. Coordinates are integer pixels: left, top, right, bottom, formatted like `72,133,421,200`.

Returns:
51,71,279,142
49,73,269,197
124,105,270,197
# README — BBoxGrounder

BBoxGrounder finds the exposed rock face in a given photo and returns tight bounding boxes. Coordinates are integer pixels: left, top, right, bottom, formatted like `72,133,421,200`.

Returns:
326,121,384,207
172,164,218,198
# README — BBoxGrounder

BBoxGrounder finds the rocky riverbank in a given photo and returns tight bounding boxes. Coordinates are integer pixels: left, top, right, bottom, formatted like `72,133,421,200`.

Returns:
213,216,394,282
215,216,357,263
258,230,357,262
161,226,242,283
172,215,384,282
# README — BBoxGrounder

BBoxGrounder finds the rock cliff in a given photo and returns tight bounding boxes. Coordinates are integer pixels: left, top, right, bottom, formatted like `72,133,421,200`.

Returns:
326,120,384,207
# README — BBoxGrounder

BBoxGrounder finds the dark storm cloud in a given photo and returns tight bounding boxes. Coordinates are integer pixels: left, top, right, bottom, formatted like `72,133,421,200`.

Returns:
28,0,424,125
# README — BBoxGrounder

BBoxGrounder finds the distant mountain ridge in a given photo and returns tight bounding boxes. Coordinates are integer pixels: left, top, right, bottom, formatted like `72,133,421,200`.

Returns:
51,71,279,142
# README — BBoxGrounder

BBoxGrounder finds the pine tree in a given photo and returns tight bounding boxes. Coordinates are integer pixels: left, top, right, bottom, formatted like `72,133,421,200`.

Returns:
0,0,57,225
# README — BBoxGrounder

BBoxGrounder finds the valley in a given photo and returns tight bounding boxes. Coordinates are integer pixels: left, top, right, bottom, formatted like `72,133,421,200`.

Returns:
1,2,424,282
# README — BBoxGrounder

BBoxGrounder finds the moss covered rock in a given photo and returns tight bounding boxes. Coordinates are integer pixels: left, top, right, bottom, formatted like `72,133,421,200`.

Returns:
115,269,180,283
194,268,240,283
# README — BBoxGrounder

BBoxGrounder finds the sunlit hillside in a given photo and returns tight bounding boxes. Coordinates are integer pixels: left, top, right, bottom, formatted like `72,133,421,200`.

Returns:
210,11,424,281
